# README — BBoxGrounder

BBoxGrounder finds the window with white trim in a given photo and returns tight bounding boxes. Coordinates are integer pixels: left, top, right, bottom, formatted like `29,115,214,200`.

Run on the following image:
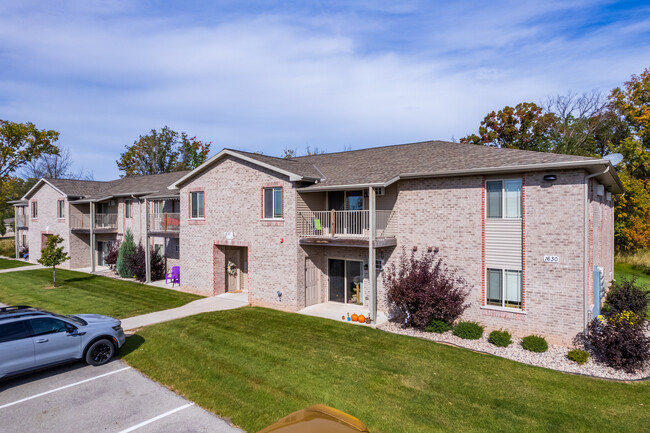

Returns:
31,201,38,219
154,243,164,257
486,179,522,218
57,200,65,219
125,199,132,218
487,268,522,309
263,187,283,219
190,191,204,219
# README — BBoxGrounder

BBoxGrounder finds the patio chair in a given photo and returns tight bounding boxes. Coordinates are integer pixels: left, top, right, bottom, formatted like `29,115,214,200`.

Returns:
165,266,180,287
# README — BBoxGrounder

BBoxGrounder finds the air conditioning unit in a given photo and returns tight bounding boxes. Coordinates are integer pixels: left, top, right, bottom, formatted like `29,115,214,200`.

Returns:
364,188,385,197
108,200,115,206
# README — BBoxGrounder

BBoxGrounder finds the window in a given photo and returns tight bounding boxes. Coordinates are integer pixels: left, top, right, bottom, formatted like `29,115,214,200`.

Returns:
0,321,30,343
487,268,522,309
57,200,65,219
31,201,38,219
153,201,163,214
263,187,283,219
28,318,71,336
154,243,163,257
486,179,522,218
125,200,132,218
190,192,204,219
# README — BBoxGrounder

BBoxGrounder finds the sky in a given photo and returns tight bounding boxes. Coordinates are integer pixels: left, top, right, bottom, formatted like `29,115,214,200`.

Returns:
1,0,649,180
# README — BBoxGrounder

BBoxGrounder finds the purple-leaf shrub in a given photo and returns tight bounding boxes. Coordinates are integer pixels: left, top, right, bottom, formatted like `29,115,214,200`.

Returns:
384,249,471,328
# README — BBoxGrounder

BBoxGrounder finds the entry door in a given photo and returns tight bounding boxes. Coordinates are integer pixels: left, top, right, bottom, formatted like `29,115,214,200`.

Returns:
305,258,319,306
225,249,241,292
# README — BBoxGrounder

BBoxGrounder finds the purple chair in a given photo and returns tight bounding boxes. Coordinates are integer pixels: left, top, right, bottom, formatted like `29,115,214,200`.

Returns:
165,266,180,287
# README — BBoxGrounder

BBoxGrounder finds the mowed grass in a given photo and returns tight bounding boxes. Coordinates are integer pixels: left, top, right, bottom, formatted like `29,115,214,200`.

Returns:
614,263,650,318
0,258,32,270
121,307,650,433
0,269,201,318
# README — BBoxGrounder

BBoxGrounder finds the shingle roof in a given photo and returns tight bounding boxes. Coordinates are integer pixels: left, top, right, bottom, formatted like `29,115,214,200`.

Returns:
82,171,190,201
45,178,110,198
293,140,607,188
24,172,189,202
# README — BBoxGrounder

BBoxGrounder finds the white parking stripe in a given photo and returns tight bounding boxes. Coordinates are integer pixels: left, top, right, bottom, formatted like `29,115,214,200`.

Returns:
117,403,195,432
0,366,131,410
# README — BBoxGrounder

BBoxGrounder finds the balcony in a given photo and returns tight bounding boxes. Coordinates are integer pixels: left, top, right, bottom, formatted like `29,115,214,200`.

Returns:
298,210,397,248
15,214,28,228
95,213,117,229
71,213,117,232
149,213,180,237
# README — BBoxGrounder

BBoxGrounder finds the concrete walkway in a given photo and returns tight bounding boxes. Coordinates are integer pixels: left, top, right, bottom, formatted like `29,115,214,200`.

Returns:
0,264,44,274
121,292,249,331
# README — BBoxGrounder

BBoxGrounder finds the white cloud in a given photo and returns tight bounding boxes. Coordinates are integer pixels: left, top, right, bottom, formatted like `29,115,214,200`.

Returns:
0,0,648,179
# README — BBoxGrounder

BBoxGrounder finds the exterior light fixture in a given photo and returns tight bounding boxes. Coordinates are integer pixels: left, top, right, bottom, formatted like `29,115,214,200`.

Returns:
543,174,557,181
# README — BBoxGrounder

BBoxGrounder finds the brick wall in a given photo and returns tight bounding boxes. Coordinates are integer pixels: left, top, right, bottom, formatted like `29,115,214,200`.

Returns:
26,183,72,269
179,156,301,309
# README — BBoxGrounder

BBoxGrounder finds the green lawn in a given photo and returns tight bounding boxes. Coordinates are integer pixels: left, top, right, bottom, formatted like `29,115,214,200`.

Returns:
614,263,650,318
0,269,202,318
0,258,32,270
121,307,650,433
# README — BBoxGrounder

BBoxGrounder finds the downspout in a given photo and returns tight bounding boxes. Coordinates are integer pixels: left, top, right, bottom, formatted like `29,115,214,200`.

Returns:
90,201,96,273
368,187,377,324
14,206,19,259
145,198,151,283
584,165,609,331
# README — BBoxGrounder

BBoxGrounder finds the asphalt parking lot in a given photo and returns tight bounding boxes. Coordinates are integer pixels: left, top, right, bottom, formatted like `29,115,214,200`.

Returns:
0,360,243,433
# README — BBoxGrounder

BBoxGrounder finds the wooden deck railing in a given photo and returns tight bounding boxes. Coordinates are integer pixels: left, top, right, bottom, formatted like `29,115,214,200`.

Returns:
15,214,28,227
95,213,118,229
298,210,396,239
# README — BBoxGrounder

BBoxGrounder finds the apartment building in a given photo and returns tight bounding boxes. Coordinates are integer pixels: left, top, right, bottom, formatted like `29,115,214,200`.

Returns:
169,141,621,343
16,172,187,272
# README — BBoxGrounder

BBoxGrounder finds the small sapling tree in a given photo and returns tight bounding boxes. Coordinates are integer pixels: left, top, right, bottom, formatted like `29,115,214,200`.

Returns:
37,234,70,287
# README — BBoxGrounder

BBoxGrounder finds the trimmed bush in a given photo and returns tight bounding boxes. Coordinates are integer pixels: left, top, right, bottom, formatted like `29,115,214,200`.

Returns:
568,349,589,365
126,243,167,282
426,319,452,334
104,241,120,271
385,249,471,328
488,330,512,347
603,278,649,317
116,229,136,277
522,335,548,353
453,322,483,340
577,312,650,373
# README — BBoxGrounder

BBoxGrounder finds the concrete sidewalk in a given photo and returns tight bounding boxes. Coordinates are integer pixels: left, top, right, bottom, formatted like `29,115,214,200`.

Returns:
0,264,44,274
121,292,249,331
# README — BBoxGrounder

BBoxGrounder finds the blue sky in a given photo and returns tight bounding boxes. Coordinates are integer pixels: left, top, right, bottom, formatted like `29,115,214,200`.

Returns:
1,0,649,180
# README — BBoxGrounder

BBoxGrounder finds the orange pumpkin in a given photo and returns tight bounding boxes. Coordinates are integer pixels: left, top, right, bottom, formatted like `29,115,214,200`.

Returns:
351,314,358,322
358,315,365,323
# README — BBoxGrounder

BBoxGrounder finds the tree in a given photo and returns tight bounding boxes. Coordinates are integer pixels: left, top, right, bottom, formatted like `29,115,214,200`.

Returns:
21,146,92,180
282,145,326,159
37,234,70,287
0,119,60,181
117,126,211,177
116,229,136,277
460,102,557,152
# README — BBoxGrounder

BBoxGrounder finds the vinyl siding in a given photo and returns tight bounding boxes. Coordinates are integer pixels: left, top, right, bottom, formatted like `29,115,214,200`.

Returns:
485,218,522,270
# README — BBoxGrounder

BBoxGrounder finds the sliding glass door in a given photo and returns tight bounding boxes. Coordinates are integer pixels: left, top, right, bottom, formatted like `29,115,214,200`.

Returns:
328,259,363,305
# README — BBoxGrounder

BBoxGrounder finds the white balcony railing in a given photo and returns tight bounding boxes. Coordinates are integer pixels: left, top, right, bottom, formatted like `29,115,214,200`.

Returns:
149,213,180,232
15,214,28,227
95,213,117,229
298,210,396,239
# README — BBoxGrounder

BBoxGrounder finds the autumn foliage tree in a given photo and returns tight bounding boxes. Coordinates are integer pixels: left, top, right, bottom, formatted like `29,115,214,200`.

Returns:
117,126,211,177
463,68,650,252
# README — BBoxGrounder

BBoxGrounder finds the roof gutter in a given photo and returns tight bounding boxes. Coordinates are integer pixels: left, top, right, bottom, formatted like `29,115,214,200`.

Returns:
583,165,610,332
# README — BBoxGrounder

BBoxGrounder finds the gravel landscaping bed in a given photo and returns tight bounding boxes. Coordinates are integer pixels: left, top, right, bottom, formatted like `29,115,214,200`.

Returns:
380,321,650,381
